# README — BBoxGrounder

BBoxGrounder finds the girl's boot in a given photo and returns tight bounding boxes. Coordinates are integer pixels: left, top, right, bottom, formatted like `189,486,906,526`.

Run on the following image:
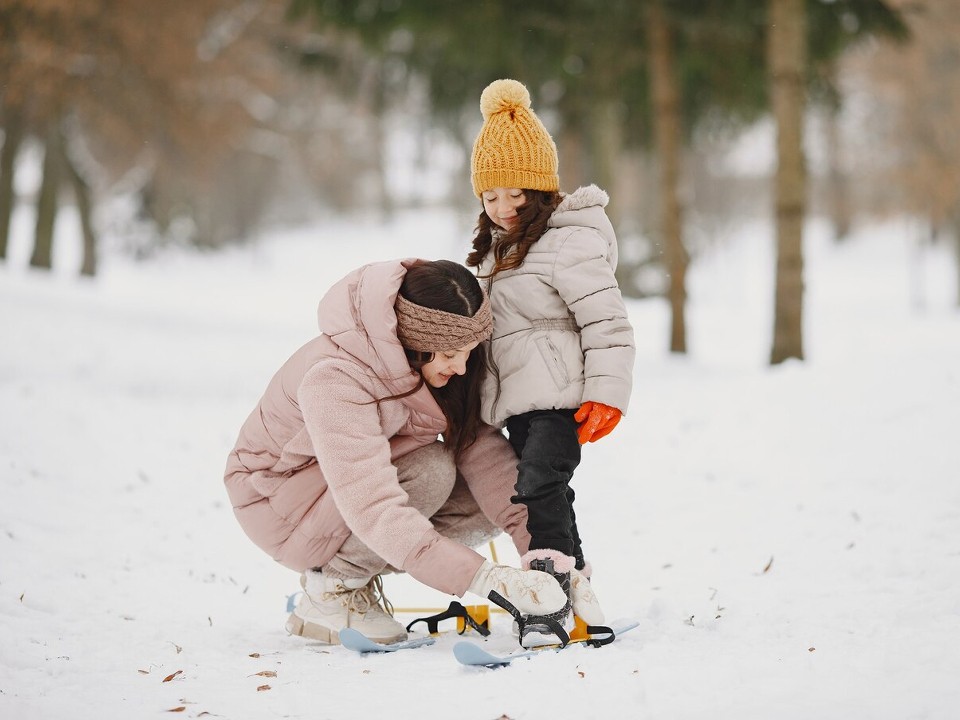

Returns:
519,550,576,647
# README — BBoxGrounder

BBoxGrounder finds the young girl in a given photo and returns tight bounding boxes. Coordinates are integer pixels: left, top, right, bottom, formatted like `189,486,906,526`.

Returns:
467,79,636,646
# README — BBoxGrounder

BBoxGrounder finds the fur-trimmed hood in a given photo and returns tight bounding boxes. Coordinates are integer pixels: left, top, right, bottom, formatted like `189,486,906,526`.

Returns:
547,185,616,264
556,184,609,213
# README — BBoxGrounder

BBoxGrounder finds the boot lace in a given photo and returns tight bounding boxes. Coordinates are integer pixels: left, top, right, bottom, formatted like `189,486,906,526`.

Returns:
323,575,395,617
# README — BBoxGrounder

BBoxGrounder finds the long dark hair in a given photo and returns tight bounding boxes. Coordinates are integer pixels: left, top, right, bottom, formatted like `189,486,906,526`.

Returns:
397,260,489,459
466,190,561,276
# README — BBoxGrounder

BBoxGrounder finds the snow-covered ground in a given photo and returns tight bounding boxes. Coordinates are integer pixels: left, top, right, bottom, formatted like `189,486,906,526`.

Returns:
1,206,958,720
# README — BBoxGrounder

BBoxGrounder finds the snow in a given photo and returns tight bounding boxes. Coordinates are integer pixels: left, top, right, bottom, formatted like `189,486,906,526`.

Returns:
2,206,959,720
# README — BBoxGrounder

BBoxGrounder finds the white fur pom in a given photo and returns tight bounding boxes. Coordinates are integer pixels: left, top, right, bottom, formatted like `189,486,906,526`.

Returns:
480,79,531,120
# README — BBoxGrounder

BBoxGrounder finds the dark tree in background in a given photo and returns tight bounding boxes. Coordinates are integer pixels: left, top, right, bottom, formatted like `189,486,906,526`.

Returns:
295,0,905,362
0,0,914,359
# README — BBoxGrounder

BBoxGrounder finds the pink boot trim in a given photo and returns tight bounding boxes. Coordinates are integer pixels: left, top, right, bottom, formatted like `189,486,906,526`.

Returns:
521,549,576,573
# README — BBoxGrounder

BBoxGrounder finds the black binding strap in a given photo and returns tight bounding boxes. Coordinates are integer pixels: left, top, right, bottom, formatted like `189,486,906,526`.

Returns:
582,624,616,647
487,590,571,648
405,601,491,636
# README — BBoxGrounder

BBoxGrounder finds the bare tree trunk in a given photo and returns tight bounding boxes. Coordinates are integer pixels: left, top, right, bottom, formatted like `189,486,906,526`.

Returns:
0,110,24,260
824,103,851,242
63,144,97,277
648,0,688,353
589,95,627,247
558,125,586,192
371,111,394,221
768,0,807,364
951,212,960,308
588,98,621,194
31,121,64,270
955,232,960,308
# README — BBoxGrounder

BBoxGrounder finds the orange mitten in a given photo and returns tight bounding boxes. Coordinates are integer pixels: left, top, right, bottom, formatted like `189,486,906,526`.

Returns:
573,401,622,444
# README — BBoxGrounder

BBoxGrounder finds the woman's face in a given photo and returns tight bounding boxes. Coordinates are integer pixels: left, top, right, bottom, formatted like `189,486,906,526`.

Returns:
481,187,526,231
420,341,480,388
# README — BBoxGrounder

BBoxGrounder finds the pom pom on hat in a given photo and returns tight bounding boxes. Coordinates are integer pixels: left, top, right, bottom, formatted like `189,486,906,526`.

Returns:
480,79,532,120
471,78,559,197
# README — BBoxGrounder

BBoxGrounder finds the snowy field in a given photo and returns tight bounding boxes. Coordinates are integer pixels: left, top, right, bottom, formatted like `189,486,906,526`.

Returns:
1,206,958,720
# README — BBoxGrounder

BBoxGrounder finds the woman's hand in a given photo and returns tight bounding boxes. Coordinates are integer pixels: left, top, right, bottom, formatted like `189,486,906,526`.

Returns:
574,401,622,444
467,561,566,615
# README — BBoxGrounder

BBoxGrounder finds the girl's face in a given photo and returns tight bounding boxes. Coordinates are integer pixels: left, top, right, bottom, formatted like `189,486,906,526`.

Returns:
481,187,526,230
420,341,479,388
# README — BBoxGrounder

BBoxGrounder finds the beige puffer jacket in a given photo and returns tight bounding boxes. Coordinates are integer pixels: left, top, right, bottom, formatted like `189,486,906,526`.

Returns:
223,260,530,596
478,185,635,427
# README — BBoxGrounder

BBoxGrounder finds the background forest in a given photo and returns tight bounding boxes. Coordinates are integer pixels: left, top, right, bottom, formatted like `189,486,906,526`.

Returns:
3,4,959,717
1,0,958,362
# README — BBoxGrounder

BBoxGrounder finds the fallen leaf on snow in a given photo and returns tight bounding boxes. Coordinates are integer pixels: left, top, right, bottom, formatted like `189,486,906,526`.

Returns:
138,670,150,675
762,556,774,574
256,685,271,692
162,670,183,683
165,707,186,713
808,647,816,652
248,653,260,658
250,671,277,678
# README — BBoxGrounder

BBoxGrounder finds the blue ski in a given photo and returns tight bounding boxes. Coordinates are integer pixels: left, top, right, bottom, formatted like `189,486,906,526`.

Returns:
339,628,436,654
453,619,640,668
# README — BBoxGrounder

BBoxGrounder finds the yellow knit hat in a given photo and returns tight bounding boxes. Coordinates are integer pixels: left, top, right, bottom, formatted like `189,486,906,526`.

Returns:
470,79,559,197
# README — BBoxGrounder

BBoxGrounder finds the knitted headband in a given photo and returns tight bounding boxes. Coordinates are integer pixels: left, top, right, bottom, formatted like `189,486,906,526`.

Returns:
470,78,559,197
395,292,493,352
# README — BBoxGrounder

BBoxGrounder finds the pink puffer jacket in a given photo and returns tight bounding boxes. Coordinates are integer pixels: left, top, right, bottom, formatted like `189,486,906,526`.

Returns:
224,259,530,596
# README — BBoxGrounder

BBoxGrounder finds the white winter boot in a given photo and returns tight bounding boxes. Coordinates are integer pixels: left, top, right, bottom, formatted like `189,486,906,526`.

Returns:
519,550,576,648
285,570,407,645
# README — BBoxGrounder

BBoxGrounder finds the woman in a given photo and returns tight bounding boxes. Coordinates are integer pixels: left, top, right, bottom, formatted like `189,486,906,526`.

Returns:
223,258,587,645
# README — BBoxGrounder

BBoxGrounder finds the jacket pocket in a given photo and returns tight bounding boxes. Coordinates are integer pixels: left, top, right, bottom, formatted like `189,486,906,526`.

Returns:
282,458,317,478
250,458,317,498
536,335,570,391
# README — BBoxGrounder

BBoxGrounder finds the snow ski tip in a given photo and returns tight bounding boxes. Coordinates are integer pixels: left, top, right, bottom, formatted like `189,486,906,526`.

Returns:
453,641,522,667
339,628,436,653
